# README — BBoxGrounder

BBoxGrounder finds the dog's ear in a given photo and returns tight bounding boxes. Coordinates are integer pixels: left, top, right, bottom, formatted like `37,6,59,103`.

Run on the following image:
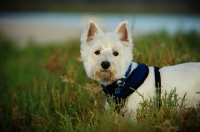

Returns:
115,21,131,43
87,21,99,41
81,20,101,43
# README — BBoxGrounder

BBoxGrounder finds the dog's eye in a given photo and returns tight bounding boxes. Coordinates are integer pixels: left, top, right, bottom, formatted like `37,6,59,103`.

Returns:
94,50,100,55
113,51,119,56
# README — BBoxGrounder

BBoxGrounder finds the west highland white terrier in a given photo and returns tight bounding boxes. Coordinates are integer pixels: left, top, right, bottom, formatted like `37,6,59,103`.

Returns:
80,20,200,119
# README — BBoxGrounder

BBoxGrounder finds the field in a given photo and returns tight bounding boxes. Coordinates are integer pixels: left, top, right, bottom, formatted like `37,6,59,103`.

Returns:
0,31,200,131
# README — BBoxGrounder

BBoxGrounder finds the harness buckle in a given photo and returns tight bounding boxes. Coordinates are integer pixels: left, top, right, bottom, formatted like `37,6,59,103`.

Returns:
117,80,125,86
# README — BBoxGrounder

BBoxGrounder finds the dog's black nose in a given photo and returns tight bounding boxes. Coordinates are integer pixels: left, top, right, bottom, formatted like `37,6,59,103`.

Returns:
101,61,110,69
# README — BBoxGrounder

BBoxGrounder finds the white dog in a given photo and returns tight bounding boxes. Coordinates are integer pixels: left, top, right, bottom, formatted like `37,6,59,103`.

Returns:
80,20,200,118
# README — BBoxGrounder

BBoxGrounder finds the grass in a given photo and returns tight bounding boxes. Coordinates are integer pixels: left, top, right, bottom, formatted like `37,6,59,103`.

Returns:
0,31,200,132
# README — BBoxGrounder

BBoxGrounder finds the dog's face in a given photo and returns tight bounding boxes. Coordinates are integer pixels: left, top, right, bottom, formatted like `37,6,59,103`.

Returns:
80,21,133,85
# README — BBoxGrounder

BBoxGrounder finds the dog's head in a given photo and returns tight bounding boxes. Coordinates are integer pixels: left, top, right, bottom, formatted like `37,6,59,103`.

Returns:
80,20,133,85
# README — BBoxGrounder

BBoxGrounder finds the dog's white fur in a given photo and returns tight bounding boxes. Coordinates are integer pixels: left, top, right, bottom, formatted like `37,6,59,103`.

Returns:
80,20,200,118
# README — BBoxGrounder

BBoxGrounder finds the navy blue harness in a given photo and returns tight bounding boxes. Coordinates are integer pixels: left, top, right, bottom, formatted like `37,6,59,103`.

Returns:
101,63,161,109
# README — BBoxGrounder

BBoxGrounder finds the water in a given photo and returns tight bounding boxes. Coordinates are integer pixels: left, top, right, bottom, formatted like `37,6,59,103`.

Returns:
0,12,200,34
0,12,200,46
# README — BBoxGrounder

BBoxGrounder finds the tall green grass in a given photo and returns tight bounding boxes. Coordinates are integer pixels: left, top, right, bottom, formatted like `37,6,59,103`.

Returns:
0,31,200,132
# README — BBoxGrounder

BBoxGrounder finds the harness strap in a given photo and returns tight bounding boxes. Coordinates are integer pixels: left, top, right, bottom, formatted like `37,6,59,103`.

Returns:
101,63,149,99
102,64,162,111
154,66,161,109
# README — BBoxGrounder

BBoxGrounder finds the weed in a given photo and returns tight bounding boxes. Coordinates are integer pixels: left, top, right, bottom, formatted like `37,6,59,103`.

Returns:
0,31,200,131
